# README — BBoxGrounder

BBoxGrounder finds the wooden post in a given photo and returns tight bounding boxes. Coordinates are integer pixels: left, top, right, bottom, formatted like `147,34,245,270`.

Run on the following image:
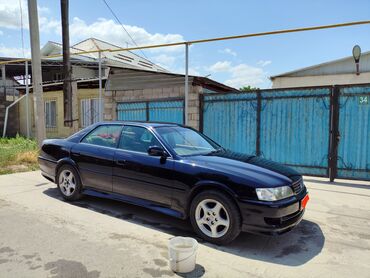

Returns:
61,0,72,127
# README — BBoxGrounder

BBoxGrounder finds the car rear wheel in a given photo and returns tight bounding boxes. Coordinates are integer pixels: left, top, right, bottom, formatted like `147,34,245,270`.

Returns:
190,190,241,245
57,165,82,201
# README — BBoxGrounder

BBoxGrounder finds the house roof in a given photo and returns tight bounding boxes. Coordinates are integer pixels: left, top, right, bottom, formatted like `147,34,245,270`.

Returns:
0,56,102,79
41,38,169,73
108,67,237,92
271,50,370,79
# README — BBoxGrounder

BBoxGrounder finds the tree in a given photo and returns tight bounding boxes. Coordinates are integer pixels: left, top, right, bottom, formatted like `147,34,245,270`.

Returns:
239,85,259,92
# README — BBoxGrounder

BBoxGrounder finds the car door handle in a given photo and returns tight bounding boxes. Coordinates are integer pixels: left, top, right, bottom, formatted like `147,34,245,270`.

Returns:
74,152,81,157
116,160,127,166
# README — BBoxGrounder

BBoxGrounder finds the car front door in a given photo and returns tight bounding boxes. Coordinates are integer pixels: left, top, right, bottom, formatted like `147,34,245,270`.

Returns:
71,124,122,192
113,125,174,206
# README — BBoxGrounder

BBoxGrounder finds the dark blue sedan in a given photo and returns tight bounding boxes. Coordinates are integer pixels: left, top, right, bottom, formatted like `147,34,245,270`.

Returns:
39,122,309,245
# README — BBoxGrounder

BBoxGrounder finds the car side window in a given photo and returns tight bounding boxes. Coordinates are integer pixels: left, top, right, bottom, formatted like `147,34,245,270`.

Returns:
118,126,161,153
81,125,122,148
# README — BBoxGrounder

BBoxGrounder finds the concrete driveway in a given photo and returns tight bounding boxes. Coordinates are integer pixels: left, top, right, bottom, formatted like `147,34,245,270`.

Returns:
0,171,369,278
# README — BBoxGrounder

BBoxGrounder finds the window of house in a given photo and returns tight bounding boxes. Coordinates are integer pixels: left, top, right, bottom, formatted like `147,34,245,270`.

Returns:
44,100,57,128
82,125,122,148
53,72,63,81
81,98,100,127
118,125,161,153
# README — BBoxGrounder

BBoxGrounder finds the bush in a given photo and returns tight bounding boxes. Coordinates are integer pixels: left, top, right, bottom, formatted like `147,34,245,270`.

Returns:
0,135,39,174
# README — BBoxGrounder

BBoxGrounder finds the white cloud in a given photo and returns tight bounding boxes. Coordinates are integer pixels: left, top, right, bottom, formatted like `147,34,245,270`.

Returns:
0,44,30,57
257,60,272,67
219,48,237,57
208,61,232,72
207,60,268,88
69,17,185,52
0,30,3,35
151,54,177,69
0,0,26,29
225,64,266,88
39,17,61,34
0,0,58,33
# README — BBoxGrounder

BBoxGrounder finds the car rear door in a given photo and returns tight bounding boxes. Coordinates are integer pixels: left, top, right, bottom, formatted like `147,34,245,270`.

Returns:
71,124,122,192
113,125,174,205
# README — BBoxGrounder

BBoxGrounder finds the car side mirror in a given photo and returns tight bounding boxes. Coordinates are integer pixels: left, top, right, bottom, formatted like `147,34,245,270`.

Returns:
148,146,167,157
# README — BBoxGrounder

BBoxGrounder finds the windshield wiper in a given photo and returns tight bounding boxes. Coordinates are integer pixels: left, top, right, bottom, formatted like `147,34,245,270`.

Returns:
204,148,225,156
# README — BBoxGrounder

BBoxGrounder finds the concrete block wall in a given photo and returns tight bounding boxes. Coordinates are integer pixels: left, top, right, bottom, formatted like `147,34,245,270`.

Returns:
104,84,203,130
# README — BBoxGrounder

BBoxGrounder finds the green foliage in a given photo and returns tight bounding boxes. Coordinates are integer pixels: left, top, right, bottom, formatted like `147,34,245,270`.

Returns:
239,86,259,92
0,135,39,175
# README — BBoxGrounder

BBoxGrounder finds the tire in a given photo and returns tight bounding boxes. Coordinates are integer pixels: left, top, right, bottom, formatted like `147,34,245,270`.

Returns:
189,190,241,245
56,165,83,201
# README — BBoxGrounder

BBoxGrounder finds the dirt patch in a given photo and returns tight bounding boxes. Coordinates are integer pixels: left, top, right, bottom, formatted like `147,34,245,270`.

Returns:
44,259,100,278
153,258,168,267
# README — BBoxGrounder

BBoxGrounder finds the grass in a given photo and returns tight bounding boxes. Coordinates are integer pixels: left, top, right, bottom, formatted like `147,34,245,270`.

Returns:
0,135,39,175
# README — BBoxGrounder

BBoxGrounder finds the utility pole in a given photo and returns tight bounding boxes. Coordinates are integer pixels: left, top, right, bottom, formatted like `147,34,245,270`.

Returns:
61,0,72,127
98,51,103,121
27,0,45,146
25,61,30,138
184,43,189,126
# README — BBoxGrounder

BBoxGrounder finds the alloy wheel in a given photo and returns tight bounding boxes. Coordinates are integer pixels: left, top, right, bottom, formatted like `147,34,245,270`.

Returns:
59,169,76,197
195,198,230,238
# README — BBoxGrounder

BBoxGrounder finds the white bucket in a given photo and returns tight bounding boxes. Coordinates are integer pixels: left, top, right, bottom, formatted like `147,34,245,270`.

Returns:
168,237,198,273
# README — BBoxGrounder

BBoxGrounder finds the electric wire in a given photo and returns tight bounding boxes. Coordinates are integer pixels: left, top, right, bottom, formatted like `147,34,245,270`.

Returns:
101,0,149,60
1,20,370,65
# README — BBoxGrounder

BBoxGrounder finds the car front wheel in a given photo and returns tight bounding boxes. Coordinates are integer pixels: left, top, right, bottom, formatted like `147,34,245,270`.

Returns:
190,190,241,245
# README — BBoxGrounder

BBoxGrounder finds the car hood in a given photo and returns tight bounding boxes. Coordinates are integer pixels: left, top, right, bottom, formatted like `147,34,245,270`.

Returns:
183,150,301,187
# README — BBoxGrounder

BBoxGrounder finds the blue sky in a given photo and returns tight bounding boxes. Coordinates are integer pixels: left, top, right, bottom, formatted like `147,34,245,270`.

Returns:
1,0,370,88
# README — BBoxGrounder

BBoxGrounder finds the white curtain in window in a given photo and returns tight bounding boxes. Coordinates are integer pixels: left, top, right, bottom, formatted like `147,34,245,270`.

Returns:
45,100,56,128
81,98,100,127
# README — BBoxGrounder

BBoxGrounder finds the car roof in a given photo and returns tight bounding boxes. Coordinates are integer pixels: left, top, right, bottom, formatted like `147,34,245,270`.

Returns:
96,121,183,128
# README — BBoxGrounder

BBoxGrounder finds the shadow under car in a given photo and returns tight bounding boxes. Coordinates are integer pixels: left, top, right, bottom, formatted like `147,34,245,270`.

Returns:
43,186,324,267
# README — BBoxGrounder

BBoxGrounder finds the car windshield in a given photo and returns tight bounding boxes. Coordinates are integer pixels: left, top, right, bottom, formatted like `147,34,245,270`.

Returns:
155,126,221,156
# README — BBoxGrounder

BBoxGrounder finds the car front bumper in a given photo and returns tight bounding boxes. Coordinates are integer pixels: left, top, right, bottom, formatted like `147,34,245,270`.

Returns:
238,189,308,235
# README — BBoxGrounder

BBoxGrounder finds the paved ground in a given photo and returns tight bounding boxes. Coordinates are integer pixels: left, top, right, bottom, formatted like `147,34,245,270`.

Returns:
0,171,369,278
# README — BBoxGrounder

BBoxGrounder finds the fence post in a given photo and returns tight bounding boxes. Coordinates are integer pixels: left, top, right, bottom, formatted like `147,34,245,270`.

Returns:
199,93,204,132
256,90,262,156
328,85,340,182
145,101,149,121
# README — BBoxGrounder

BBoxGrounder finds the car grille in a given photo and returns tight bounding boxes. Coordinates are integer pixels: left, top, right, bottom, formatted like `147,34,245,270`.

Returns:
292,178,303,194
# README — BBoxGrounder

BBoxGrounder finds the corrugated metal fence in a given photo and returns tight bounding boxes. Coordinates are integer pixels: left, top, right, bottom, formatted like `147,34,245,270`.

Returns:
200,84,370,181
117,98,184,124
337,85,370,180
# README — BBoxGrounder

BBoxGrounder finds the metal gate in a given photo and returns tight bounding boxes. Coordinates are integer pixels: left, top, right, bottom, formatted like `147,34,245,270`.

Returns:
336,85,370,180
201,88,331,177
260,88,331,177
202,93,257,154
117,99,184,124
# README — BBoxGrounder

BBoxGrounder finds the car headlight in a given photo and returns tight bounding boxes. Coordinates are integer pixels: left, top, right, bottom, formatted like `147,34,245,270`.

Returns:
256,186,294,201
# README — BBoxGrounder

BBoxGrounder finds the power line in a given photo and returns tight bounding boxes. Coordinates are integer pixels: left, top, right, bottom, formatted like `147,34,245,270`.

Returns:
102,0,149,60
2,20,370,65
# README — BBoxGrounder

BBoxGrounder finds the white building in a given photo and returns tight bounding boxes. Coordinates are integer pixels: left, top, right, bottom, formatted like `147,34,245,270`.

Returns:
40,37,168,74
271,50,370,88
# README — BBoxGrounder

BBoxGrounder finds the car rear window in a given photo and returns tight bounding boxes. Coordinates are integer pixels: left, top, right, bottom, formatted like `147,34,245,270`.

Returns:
81,125,122,148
